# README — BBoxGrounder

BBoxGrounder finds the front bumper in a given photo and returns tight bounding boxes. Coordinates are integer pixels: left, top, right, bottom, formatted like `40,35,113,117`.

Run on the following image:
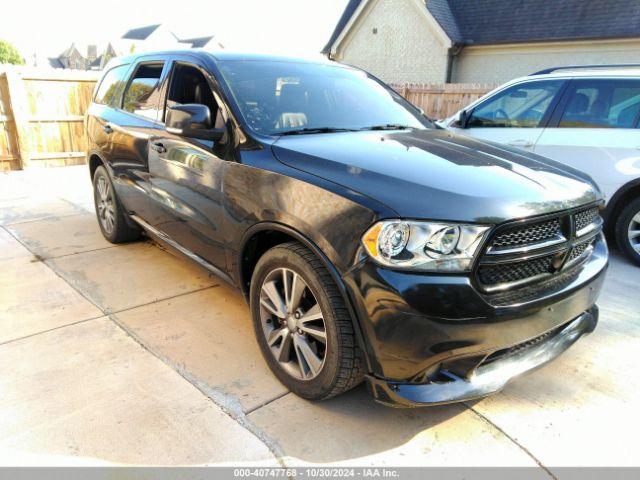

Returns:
366,307,597,407
342,233,608,407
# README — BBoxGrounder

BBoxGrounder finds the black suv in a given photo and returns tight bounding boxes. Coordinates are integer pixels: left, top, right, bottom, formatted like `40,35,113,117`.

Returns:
86,51,608,407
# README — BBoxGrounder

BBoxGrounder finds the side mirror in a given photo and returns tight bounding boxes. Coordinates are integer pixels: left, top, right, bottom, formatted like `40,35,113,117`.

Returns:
166,104,224,141
456,109,470,129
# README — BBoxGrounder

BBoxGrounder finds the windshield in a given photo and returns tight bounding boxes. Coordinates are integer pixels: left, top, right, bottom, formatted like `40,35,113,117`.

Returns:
218,60,432,135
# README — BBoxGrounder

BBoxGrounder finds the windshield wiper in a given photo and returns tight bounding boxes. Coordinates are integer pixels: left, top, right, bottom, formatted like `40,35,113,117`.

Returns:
359,124,416,131
277,127,355,136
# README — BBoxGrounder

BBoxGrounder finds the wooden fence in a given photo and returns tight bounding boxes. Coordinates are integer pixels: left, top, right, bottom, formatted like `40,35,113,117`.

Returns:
0,69,496,171
393,83,497,120
0,67,99,171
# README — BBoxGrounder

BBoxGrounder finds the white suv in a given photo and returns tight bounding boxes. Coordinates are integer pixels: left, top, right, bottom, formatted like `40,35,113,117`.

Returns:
442,65,640,265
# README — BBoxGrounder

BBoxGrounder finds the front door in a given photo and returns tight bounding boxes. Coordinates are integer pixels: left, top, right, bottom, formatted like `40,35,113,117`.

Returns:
146,59,232,271
451,79,566,152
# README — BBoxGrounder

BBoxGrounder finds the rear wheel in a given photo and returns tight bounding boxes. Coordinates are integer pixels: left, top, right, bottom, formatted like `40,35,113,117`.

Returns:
615,197,640,266
93,165,141,243
249,242,365,400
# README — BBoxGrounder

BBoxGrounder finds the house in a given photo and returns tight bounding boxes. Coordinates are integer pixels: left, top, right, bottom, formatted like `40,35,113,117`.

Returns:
119,24,224,55
181,36,225,50
47,43,117,70
119,24,192,54
322,0,640,84
48,44,86,70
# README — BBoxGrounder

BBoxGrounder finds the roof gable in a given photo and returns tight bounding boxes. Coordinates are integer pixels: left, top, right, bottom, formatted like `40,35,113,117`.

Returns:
322,0,362,54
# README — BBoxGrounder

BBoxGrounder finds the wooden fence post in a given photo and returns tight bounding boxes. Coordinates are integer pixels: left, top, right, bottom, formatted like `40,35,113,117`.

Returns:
5,69,31,169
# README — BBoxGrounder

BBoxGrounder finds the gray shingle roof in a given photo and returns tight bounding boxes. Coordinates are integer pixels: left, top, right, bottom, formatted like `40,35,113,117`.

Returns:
181,36,215,48
122,24,161,40
323,0,640,54
441,0,640,45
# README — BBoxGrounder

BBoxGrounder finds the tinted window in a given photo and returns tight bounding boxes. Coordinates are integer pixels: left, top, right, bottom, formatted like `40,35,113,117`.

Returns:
559,79,640,128
468,80,562,128
122,63,164,120
94,64,129,107
218,60,430,135
165,63,221,126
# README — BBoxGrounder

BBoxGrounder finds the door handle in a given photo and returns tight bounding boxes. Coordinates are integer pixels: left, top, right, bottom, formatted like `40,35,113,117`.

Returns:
507,140,534,148
151,142,167,154
102,124,113,134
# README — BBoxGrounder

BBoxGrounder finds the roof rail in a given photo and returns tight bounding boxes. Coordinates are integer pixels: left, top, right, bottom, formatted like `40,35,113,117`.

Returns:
531,64,640,76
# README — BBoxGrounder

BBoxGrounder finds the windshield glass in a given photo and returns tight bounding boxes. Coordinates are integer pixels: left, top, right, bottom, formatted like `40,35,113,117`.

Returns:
218,60,431,135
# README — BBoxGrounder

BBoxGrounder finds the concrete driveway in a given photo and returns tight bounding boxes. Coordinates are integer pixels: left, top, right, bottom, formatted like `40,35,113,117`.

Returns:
0,165,638,473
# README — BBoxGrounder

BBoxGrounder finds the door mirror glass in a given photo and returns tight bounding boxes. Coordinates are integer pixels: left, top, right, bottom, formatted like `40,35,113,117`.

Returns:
166,104,224,141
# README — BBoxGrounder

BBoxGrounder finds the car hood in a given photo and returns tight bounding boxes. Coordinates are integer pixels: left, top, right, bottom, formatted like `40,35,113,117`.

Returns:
271,129,600,223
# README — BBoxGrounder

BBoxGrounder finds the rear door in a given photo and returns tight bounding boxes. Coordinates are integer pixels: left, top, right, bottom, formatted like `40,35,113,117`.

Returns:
145,55,232,270
534,78,640,202
109,56,171,217
451,79,566,152
87,63,132,161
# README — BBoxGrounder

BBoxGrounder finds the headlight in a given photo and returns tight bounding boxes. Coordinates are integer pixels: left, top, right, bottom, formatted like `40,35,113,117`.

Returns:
362,220,490,272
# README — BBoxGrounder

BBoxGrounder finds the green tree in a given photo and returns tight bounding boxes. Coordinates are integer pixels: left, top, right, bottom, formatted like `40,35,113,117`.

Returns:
0,40,25,65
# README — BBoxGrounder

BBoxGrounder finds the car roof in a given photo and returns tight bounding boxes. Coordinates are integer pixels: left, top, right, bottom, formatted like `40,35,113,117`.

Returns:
531,68,640,79
106,49,339,68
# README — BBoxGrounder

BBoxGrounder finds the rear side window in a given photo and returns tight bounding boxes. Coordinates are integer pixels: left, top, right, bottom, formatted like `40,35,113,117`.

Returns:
559,79,640,129
94,64,129,107
468,80,562,128
122,63,165,120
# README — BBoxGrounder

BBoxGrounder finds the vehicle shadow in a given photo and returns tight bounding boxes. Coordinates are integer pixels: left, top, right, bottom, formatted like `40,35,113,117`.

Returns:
249,382,473,465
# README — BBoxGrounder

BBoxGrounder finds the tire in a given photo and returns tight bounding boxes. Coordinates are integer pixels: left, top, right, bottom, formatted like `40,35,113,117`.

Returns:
250,242,365,400
93,165,141,244
615,197,640,266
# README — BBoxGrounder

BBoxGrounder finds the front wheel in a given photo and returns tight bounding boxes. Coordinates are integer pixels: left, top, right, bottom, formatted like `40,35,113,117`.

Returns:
615,197,640,266
249,242,365,400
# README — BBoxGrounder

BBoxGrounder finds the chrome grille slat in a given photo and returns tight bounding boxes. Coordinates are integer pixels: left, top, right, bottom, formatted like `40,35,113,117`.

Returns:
490,218,562,249
477,206,602,292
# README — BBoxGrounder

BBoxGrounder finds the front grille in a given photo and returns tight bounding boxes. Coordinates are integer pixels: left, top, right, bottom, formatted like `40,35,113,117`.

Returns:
568,237,595,263
575,207,599,233
491,218,561,249
477,206,602,293
478,255,554,286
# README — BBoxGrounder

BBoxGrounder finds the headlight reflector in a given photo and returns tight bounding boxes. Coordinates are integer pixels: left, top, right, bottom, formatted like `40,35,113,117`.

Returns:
362,220,490,271
378,222,410,258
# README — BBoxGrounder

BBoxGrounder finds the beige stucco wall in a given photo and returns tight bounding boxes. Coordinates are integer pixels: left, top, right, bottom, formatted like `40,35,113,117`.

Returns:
453,39,640,83
335,0,450,84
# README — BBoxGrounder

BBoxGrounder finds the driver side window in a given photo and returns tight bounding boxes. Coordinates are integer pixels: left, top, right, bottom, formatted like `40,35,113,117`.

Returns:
164,62,225,129
468,80,563,128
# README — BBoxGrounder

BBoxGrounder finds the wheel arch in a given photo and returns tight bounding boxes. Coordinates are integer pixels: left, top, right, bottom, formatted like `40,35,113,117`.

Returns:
604,178,640,235
238,221,372,372
88,151,107,180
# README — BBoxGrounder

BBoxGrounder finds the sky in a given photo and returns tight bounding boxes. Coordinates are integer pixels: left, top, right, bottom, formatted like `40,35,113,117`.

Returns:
3,0,350,61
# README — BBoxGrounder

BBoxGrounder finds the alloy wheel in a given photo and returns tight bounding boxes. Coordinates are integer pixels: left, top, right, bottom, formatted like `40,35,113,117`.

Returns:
628,211,640,254
259,268,327,380
96,176,115,234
